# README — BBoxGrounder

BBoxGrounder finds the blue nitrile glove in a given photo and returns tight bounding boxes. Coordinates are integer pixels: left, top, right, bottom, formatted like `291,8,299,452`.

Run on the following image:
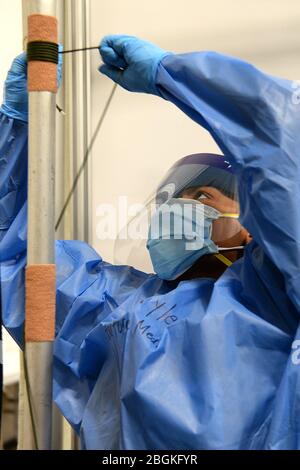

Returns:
1,53,28,122
99,35,170,96
1,46,63,123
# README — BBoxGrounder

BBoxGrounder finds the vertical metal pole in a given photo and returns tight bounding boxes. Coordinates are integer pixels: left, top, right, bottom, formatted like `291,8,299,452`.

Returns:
51,0,65,450
19,0,57,450
63,0,75,241
60,0,91,449
84,0,92,244
71,0,92,243
18,1,28,450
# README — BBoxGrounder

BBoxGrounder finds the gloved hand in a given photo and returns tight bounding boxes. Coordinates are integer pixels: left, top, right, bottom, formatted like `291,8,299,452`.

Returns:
1,47,63,123
1,53,28,122
99,35,170,95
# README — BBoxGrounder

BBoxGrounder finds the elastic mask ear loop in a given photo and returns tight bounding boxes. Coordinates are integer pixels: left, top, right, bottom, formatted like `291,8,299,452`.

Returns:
214,253,233,267
214,211,241,267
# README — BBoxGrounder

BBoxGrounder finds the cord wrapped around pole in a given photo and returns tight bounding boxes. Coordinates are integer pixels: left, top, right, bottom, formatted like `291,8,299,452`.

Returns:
20,0,58,450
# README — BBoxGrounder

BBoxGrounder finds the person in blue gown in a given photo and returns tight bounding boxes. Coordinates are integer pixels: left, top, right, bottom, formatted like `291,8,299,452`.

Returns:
0,36,299,449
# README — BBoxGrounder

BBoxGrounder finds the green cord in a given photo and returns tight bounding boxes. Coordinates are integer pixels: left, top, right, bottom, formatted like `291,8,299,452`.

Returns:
27,41,59,64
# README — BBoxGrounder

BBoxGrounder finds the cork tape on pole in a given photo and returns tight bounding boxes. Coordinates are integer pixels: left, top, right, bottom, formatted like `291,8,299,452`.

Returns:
27,14,58,92
25,264,56,342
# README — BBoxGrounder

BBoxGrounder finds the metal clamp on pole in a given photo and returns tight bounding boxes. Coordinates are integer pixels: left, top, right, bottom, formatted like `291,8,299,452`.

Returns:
19,0,57,450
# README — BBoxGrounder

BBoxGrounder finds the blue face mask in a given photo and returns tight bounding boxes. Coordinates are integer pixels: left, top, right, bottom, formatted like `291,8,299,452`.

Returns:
146,198,220,280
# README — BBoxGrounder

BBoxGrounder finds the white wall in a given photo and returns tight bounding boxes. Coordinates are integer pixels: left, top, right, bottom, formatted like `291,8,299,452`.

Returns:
89,0,300,265
0,0,22,101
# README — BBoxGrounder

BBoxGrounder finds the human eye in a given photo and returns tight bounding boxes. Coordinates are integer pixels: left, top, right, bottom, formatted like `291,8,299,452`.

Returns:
196,190,211,201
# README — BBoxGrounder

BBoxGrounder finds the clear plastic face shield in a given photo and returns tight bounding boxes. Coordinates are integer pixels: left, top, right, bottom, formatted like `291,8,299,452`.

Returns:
114,154,243,277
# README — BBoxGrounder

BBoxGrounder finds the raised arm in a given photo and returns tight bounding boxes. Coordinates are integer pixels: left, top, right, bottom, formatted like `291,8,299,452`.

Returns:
99,36,300,312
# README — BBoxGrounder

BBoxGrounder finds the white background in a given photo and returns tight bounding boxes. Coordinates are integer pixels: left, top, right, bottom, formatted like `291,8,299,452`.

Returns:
0,0,23,100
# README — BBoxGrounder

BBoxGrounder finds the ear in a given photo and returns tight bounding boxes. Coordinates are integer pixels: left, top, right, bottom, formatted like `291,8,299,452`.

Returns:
245,232,253,244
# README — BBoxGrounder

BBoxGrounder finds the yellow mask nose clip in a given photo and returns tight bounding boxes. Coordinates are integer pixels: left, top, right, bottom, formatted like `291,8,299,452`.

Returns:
219,212,240,219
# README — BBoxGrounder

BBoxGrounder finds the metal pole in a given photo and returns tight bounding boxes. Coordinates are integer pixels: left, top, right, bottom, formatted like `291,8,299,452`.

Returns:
18,1,29,450
60,0,91,449
63,0,75,241
19,0,57,450
71,0,92,243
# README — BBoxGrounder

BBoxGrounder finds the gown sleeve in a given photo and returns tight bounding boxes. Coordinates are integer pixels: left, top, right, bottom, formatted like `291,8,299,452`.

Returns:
156,52,300,313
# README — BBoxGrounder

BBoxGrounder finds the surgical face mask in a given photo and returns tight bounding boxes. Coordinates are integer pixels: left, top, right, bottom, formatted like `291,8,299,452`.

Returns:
146,198,220,280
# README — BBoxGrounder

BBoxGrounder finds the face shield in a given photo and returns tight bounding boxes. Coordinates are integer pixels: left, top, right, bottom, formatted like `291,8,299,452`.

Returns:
114,153,243,277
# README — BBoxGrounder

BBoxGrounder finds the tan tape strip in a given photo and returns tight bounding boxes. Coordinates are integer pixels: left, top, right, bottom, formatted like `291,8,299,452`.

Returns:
25,264,56,342
28,14,58,43
28,61,58,93
28,14,58,93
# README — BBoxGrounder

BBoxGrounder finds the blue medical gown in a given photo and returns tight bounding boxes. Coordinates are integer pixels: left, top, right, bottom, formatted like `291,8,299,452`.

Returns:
1,51,300,449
